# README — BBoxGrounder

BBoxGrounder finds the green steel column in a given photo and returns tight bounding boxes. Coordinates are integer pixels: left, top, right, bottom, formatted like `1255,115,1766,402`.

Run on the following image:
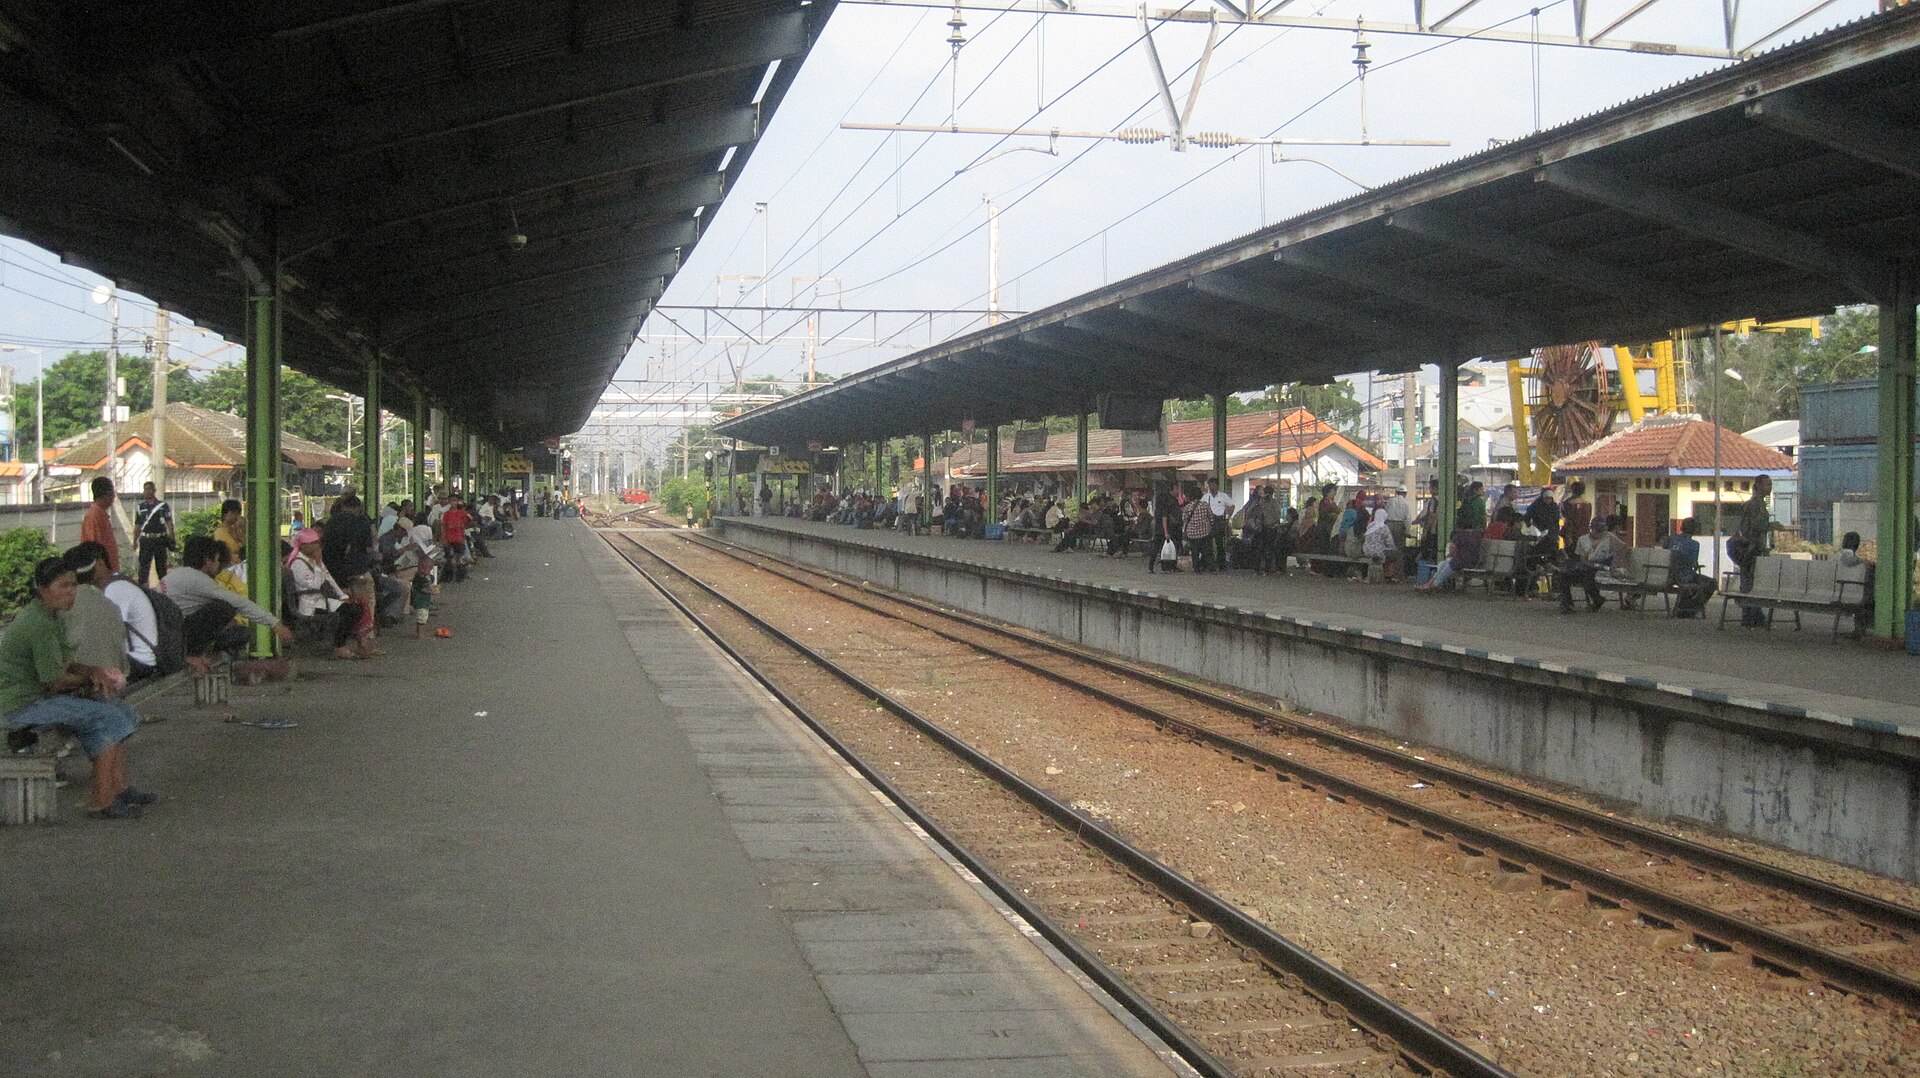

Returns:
1211,391,1228,491
1875,267,1916,640
873,441,881,491
1437,362,1460,552
1076,409,1090,504
361,351,381,501
244,275,282,658
411,393,427,507
985,425,1000,517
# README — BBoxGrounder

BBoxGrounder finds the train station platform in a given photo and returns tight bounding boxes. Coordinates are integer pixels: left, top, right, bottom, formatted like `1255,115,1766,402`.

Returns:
0,519,1178,1078
715,516,1920,883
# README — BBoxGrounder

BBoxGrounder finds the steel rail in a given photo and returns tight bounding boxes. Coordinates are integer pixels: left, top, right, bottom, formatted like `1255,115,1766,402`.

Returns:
606,532,1516,1078
684,528,1920,937
665,529,1920,1012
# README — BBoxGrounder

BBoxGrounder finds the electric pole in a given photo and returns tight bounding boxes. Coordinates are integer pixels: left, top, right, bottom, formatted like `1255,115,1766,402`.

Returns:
152,307,170,496
986,196,1002,326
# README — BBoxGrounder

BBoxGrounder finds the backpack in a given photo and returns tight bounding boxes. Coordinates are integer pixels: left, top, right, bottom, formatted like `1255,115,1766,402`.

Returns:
123,583,187,676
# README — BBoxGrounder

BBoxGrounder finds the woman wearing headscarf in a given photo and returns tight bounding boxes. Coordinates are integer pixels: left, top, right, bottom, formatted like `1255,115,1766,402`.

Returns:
288,527,373,660
0,557,147,818
1363,507,1397,582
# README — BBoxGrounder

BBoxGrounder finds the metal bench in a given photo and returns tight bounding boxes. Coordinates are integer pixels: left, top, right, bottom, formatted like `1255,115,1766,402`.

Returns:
1006,526,1053,544
1718,555,1872,638
1294,552,1379,582
1458,539,1519,595
1594,546,1682,612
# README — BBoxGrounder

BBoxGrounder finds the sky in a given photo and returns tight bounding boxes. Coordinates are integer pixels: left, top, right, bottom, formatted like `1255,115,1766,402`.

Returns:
0,0,1881,449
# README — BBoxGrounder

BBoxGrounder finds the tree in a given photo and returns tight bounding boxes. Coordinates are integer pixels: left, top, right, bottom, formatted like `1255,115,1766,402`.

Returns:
11,350,154,445
1685,308,1882,432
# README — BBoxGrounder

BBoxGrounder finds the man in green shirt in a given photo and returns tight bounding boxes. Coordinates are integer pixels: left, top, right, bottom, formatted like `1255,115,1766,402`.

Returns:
1,557,147,819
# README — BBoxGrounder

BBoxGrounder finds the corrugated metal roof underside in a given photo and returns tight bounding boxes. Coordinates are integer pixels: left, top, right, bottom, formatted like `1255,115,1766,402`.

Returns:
717,6,1920,450
0,0,833,442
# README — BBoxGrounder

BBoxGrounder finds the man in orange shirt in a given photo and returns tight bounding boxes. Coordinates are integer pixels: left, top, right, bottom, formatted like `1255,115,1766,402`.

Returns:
80,477,120,574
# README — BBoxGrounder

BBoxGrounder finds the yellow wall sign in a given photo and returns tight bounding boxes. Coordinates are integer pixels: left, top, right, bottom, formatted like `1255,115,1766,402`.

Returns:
760,458,813,475
503,453,534,474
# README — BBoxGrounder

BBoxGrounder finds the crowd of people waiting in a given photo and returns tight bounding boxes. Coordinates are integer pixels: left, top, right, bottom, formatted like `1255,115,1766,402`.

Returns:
775,469,1800,623
2,477,532,820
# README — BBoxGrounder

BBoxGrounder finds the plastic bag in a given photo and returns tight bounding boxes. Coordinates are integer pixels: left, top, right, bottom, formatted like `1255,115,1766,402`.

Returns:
1159,540,1177,562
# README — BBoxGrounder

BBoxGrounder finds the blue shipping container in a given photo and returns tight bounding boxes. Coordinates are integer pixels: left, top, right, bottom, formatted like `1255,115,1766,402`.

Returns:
1801,380,1920,444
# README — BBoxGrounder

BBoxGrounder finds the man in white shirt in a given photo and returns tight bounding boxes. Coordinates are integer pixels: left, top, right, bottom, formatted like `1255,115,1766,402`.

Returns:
1382,487,1411,577
1201,478,1235,571
102,574,159,680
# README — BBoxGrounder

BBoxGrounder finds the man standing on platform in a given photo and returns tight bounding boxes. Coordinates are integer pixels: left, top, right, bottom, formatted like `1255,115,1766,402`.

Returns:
81,477,120,576
134,481,174,586
1201,477,1235,572
1383,487,1410,578
1733,474,1775,628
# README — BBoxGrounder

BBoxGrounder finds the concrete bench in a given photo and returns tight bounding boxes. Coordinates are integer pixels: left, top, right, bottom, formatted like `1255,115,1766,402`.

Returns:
1459,539,1520,595
2,671,187,824
1718,555,1871,638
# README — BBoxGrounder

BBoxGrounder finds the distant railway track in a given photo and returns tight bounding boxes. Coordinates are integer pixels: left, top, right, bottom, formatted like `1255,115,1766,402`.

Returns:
619,526,1920,1017
604,529,1515,1078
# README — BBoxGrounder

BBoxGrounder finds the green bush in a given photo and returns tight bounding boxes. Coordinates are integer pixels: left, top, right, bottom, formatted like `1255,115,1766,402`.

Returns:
178,507,220,540
657,476,709,517
0,527,60,619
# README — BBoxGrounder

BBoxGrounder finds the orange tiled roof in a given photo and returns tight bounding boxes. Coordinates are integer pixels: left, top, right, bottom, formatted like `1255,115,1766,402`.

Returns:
1552,416,1794,474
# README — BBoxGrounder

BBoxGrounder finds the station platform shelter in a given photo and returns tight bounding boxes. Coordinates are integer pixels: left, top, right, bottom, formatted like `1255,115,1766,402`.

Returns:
0,519,1179,1078
714,515,1920,886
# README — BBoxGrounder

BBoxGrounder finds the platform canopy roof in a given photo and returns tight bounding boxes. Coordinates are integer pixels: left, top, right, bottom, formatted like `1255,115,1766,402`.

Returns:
0,0,832,442
718,6,1920,450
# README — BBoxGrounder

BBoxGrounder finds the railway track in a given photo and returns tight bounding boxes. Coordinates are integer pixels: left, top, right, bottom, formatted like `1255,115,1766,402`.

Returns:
618,527,1920,1015
604,530,1516,1078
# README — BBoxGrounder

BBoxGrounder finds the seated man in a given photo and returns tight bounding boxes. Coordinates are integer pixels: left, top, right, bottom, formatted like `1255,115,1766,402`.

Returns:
1052,499,1102,553
59,542,130,678
1,557,148,819
1557,518,1619,613
101,560,163,681
1662,518,1717,618
164,535,293,662
1836,530,1876,637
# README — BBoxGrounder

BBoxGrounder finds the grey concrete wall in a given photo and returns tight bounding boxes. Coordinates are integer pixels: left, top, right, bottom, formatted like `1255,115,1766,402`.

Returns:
718,519,1920,883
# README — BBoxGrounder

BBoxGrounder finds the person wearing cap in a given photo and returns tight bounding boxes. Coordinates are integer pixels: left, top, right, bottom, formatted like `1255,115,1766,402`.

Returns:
1,556,147,818
1557,517,1620,613
289,527,374,660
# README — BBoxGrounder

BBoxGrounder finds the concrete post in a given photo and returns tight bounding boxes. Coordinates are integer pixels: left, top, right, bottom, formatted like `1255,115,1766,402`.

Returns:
921,428,934,527
1875,265,1915,640
243,264,282,658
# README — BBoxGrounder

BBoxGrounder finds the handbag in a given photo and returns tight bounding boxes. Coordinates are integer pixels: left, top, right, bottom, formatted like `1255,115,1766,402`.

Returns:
1158,539,1177,562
